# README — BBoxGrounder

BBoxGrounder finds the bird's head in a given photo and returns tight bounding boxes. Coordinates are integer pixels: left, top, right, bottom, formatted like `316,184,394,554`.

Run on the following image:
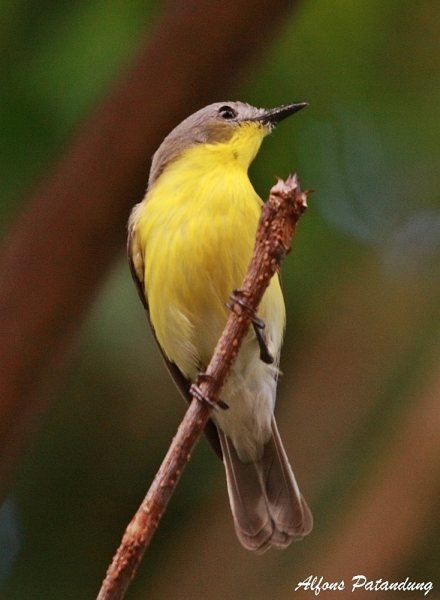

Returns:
149,101,308,186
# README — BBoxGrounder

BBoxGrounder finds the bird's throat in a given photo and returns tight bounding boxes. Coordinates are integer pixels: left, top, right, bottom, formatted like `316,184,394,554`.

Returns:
160,121,267,184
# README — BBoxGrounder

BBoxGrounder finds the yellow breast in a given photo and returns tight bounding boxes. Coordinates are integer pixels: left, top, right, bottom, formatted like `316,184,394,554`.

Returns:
132,128,285,378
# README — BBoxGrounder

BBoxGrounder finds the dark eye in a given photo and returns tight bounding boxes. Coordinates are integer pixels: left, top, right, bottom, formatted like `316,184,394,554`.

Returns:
218,105,237,120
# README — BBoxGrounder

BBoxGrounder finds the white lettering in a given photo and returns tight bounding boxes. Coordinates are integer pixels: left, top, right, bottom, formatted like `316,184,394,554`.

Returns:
294,576,345,595
296,575,433,596
295,575,315,592
351,575,367,592
423,582,433,596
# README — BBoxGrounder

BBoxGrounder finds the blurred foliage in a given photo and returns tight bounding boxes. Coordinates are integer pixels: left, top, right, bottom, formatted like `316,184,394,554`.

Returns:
0,1,439,598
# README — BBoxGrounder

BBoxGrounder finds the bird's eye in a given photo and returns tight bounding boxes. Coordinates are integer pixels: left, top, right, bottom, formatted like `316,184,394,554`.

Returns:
218,106,237,120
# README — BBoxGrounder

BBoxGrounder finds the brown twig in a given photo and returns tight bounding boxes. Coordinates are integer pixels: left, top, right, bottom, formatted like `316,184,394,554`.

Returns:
96,175,308,600
0,0,299,499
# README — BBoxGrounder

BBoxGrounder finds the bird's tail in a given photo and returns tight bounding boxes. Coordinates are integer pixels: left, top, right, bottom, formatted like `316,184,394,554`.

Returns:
218,418,312,552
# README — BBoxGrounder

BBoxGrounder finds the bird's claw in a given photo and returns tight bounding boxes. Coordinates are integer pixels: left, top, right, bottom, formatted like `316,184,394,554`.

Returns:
190,377,229,411
227,289,274,364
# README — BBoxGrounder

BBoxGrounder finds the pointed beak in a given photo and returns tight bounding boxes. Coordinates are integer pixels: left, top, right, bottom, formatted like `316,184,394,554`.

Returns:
258,102,308,125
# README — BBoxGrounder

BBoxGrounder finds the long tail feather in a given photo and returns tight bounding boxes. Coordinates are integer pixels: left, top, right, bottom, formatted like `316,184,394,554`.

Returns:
218,418,312,552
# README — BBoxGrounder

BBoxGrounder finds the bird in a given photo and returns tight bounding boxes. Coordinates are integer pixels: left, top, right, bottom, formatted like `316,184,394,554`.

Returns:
128,101,313,552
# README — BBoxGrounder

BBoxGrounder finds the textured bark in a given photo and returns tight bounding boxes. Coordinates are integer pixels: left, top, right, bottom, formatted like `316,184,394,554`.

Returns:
96,176,308,599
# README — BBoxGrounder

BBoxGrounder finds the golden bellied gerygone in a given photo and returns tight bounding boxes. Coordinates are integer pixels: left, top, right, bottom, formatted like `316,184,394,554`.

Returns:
128,101,312,551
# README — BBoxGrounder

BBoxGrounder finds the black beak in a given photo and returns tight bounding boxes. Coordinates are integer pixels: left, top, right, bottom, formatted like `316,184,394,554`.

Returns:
258,102,308,125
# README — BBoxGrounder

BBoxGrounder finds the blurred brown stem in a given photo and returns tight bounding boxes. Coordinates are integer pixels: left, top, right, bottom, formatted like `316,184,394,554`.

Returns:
96,176,308,600
0,0,298,500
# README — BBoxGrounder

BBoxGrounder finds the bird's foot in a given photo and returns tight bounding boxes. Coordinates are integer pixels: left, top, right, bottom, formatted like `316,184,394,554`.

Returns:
227,289,274,364
226,289,255,319
190,375,229,411
252,322,274,364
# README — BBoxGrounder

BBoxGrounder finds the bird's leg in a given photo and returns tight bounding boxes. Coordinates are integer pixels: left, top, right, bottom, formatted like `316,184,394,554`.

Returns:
190,373,229,411
252,319,274,365
227,289,274,364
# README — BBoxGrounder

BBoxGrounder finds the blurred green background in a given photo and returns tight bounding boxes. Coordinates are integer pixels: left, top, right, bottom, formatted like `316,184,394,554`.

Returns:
1,1,439,598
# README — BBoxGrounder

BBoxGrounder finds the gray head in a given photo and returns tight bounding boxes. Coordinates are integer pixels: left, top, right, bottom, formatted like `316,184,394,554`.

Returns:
149,101,307,186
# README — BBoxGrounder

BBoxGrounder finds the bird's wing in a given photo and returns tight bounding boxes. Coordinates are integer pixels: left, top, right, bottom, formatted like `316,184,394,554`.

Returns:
127,220,222,459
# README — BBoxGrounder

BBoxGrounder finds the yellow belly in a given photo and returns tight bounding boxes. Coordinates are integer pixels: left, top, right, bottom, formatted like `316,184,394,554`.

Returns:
135,162,285,380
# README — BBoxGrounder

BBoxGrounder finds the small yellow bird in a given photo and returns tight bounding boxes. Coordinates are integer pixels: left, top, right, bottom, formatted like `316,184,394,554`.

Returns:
128,101,312,551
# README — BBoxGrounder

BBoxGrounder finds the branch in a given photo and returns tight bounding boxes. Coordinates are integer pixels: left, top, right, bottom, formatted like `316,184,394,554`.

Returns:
0,0,299,498
97,175,308,600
